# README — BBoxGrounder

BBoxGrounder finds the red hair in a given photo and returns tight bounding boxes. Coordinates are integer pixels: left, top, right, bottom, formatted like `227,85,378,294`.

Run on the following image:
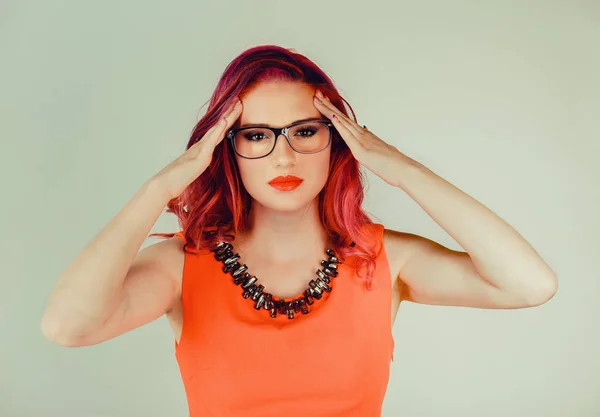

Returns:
150,45,382,289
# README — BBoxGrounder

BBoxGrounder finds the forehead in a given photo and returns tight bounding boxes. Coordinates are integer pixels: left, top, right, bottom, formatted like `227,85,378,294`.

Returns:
236,81,319,128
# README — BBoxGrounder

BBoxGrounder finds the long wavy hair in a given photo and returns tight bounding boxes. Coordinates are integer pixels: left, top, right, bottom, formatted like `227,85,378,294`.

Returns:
150,44,382,289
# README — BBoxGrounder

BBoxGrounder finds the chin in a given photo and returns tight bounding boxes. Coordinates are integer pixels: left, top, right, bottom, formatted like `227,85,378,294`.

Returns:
249,184,323,212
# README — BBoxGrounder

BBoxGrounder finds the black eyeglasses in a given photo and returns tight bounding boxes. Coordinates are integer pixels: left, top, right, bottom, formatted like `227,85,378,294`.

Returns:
226,119,335,159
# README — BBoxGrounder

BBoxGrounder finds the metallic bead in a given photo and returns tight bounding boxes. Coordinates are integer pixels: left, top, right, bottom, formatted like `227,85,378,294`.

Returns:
299,299,310,314
223,253,241,266
232,264,248,278
308,281,323,299
323,267,337,278
303,290,315,305
212,241,227,251
254,293,266,310
215,243,232,256
242,283,257,299
292,299,301,313
263,294,273,310
316,278,332,292
287,302,295,319
223,261,240,273
269,307,278,318
216,249,233,261
328,255,340,264
325,248,335,257
234,272,251,285
277,300,287,315
242,275,257,289
320,260,338,270
252,284,264,301
316,269,331,284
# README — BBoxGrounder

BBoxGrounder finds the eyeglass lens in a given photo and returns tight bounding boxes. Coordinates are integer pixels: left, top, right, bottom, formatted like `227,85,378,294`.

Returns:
233,122,330,158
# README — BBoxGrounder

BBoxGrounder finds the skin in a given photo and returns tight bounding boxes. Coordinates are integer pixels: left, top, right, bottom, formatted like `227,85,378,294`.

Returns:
166,79,557,344
41,78,555,349
167,81,403,341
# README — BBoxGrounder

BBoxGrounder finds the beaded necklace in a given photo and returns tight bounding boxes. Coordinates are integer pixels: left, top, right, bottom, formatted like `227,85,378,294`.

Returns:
210,241,344,319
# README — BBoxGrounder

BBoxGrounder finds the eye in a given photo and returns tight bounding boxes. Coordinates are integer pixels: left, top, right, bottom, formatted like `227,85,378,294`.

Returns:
243,131,268,141
295,128,316,137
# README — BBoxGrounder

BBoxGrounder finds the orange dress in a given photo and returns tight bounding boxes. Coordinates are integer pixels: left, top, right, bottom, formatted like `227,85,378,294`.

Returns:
173,223,395,417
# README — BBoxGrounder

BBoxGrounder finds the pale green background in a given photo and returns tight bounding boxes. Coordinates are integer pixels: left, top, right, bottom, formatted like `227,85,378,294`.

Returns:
1,0,599,416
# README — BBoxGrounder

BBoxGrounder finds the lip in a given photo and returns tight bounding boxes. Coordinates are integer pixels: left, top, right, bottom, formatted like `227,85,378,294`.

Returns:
268,175,303,185
268,175,303,191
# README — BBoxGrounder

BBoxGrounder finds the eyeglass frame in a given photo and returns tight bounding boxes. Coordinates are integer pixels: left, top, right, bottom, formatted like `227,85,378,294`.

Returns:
226,119,335,160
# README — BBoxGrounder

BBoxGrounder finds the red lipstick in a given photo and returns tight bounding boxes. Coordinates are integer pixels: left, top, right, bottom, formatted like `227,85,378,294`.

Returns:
268,175,303,191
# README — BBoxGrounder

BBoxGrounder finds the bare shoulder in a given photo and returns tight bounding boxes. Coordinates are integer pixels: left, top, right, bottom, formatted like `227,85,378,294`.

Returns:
139,235,186,293
382,227,438,295
381,228,414,289
382,227,418,271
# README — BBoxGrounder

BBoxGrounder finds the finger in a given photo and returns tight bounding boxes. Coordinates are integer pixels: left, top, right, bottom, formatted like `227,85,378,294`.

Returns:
313,95,361,137
207,99,243,146
329,113,360,152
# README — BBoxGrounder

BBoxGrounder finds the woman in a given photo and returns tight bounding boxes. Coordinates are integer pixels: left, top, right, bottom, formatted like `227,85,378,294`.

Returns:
41,45,558,417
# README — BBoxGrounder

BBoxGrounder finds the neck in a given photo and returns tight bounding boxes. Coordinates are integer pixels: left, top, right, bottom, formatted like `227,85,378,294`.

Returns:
234,198,331,263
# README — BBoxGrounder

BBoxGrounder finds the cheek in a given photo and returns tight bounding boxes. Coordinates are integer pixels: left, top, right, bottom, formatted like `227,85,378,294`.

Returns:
236,159,261,188
301,152,331,191
312,154,331,180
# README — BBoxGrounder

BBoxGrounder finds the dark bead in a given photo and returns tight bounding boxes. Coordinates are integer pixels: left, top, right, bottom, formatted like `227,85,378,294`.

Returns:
325,248,336,257
308,282,323,299
270,307,278,318
216,249,233,261
292,299,301,313
263,294,273,310
254,293,266,310
303,290,315,305
278,300,287,314
287,303,295,319
223,261,240,273
316,278,332,292
320,260,338,270
316,269,331,284
252,284,264,301
300,299,310,314
308,280,321,293
328,255,340,264
232,264,248,278
215,242,232,255
234,272,251,285
242,275,257,289
211,241,227,252
223,253,241,266
323,267,337,278
242,283,257,299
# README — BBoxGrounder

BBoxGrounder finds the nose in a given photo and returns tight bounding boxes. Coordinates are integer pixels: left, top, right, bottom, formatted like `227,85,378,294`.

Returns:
270,133,296,166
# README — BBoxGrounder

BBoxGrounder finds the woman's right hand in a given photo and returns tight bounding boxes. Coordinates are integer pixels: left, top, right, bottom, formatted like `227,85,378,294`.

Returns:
151,97,243,200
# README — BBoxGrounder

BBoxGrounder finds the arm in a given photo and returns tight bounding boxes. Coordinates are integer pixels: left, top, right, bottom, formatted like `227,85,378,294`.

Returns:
40,179,180,347
310,91,557,309
386,159,558,309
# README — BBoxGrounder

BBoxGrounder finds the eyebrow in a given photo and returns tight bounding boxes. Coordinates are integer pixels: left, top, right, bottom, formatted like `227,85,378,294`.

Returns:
238,117,327,129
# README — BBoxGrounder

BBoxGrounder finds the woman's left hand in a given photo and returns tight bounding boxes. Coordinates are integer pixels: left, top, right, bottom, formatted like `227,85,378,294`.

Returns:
313,89,411,187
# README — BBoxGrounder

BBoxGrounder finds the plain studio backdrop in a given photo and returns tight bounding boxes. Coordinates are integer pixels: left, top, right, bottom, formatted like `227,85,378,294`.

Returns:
1,1,598,416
